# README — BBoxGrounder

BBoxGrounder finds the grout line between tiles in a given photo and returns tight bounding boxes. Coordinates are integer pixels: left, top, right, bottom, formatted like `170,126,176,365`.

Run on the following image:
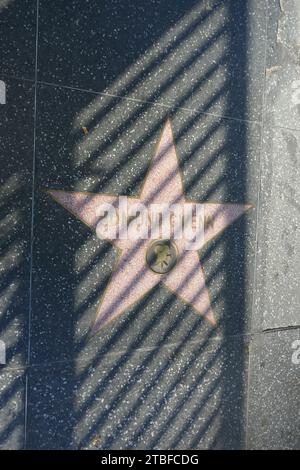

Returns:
245,0,270,450
12,71,300,132
36,79,262,125
2,323,299,375
24,0,39,451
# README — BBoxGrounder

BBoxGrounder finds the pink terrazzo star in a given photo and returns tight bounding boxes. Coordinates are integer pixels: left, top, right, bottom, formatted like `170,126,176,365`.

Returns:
47,119,253,336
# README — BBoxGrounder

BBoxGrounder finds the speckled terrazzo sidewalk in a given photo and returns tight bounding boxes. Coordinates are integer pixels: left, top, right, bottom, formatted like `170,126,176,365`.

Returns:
0,0,299,450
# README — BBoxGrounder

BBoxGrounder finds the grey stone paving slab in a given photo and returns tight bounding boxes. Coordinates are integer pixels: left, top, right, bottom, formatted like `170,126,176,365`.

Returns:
30,83,258,367
26,335,248,449
0,78,34,366
0,368,25,449
0,0,36,79
37,0,266,121
253,125,300,331
265,0,300,131
247,329,300,450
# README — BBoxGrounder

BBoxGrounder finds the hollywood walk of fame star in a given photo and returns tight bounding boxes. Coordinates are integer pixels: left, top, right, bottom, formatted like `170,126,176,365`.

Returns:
47,119,253,336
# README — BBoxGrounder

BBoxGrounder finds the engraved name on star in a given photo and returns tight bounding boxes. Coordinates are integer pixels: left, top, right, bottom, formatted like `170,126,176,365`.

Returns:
47,119,253,336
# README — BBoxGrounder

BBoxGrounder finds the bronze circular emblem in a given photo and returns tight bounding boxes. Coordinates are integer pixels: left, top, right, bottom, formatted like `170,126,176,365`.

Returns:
146,239,178,274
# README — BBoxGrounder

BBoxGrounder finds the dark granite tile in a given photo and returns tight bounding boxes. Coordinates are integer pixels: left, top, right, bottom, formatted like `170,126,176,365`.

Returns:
38,0,266,121
0,368,25,449
0,0,36,79
0,78,34,366
26,335,248,449
253,125,300,331
265,0,300,131
31,83,258,367
247,329,300,450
